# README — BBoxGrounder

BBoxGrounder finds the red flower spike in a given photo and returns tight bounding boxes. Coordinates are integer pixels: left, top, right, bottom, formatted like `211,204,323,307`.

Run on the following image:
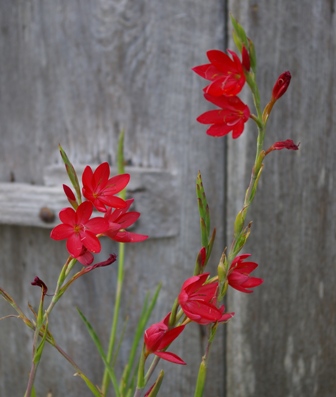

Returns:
197,94,250,138
178,273,234,325
228,254,263,293
82,162,130,212
192,49,246,96
144,313,186,365
103,198,148,243
50,201,109,259
272,71,291,101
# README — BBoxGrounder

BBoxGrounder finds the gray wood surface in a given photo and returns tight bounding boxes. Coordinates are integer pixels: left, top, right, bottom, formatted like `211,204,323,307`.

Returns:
227,1,336,397
1,1,335,396
0,1,226,396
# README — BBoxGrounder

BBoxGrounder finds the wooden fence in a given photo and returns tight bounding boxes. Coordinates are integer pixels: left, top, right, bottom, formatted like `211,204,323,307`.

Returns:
0,1,335,396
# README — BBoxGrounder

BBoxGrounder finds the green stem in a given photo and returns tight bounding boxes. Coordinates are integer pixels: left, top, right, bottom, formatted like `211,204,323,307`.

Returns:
24,360,38,397
44,256,76,319
194,323,217,397
101,242,125,395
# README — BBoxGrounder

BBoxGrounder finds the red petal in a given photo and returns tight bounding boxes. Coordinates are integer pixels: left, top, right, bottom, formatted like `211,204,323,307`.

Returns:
93,162,110,191
204,94,245,110
157,325,185,350
76,250,94,266
67,234,84,257
231,122,245,139
115,212,140,229
111,231,148,243
99,195,127,209
192,64,211,79
207,50,234,72
50,224,74,240
154,351,186,365
105,173,130,194
80,231,102,253
76,201,93,224
86,217,109,234
206,124,232,137
198,109,230,125
181,273,209,293
82,166,94,189
59,207,76,225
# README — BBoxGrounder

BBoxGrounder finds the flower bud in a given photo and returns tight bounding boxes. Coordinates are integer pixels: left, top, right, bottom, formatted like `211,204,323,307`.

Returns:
265,139,300,155
242,46,250,71
31,276,48,297
272,71,291,101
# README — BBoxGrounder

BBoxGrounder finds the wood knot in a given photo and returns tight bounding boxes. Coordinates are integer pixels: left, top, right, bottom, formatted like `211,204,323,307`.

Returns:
39,207,56,223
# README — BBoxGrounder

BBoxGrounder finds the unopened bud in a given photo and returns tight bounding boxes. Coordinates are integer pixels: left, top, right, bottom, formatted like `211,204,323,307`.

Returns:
265,139,300,155
272,71,291,101
31,276,48,297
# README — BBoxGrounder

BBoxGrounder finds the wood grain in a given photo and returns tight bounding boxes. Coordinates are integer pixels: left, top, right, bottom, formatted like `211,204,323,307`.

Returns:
227,1,336,397
0,0,226,396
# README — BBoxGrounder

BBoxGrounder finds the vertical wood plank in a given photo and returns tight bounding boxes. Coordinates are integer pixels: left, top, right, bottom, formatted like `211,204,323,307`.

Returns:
0,0,227,395
227,1,336,396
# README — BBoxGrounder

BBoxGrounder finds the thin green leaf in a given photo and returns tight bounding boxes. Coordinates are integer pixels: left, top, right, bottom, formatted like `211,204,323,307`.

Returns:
77,308,120,397
121,284,161,395
194,360,207,397
33,321,48,364
146,370,164,397
117,130,127,201
232,222,252,258
74,373,103,397
31,386,37,397
196,172,211,246
230,14,248,48
248,164,264,204
205,228,216,264
248,38,257,72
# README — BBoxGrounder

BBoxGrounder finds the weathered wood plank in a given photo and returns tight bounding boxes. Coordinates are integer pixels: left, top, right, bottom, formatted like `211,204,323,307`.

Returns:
0,166,179,238
227,1,336,396
0,0,226,396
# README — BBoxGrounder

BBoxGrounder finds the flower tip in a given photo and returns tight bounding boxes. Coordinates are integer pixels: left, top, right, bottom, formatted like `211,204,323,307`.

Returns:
272,71,291,101
31,276,48,296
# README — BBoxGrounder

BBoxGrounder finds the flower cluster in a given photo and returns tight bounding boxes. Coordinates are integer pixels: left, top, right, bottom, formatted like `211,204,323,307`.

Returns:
193,49,250,138
143,253,263,366
51,162,148,265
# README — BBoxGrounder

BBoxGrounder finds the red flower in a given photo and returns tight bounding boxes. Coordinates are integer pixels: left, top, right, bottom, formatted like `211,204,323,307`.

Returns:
178,273,234,325
144,313,186,365
103,198,148,243
193,49,246,96
82,162,130,212
50,201,109,260
272,71,291,101
197,94,250,138
228,254,263,293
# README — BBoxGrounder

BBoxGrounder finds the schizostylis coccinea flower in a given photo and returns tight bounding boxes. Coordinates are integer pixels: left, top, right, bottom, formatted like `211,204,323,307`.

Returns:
178,273,234,324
